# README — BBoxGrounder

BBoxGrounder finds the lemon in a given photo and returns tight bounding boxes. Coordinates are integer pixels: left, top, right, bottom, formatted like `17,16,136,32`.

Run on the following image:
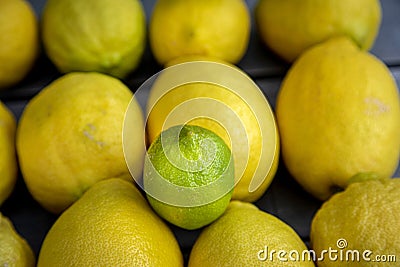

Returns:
16,72,145,213
144,124,234,230
38,178,183,266
255,0,381,62
276,37,400,200
189,200,314,266
0,102,17,205
42,0,146,78
310,178,400,267
0,213,35,267
145,61,279,202
149,0,250,66
0,0,39,89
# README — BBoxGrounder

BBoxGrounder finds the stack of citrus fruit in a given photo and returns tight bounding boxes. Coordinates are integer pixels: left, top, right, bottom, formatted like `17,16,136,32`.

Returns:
0,0,399,266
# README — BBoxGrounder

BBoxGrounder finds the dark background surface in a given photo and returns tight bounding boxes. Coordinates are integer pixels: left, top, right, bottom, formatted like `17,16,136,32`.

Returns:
1,0,399,262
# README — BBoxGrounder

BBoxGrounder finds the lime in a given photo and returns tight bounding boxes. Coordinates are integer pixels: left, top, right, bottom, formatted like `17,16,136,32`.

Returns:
144,124,234,230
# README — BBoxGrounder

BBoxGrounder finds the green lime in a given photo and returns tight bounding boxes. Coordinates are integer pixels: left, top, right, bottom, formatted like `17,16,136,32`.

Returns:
144,124,234,230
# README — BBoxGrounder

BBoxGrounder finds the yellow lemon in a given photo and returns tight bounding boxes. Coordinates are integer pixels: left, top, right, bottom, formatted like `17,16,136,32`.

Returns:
149,0,250,66
0,102,17,205
255,0,381,62
38,178,183,266
144,124,234,230
42,0,146,78
276,37,400,200
16,72,145,213
0,0,39,89
311,178,400,266
145,61,279,203
0,213,35,267
189,201,314,266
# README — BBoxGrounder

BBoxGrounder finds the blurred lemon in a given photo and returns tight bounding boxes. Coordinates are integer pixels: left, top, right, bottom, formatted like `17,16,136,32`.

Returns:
311,178,400,266
42,0,146,78
0,102,17,205
0,0,39,89
189,201,314,266
38,178,183,266
255,0,381,62
149,0,250,66
0,213,35,267
144,124,234,230
16,72,144,213
145,61,279,203
276,37,400,200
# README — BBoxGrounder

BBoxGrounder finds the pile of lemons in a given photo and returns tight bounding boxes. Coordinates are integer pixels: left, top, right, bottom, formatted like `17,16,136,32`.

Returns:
0,0,399,266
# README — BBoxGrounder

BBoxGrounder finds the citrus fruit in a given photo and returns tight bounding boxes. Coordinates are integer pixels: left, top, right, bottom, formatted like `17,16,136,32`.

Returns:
310,178,400,266
144,124,234,230
38,178,183,266
41,0,146,78
0,101,17,205
0,0,39,89
0,213,35,267
16,72,145,213
145,61,279,202
255,0,381,62
276,37,400,200
188,200,314,266
149,0,250,66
